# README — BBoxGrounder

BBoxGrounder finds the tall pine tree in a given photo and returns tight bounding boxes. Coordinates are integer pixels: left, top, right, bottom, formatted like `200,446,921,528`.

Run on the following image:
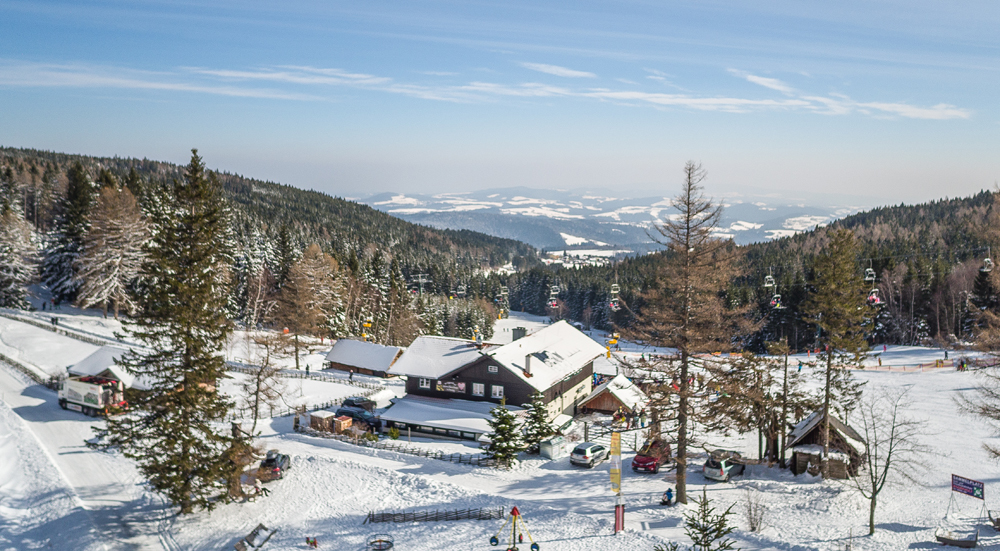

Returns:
521,391,555,453
93,150,235,513
803,229,869,477
41,162,95,303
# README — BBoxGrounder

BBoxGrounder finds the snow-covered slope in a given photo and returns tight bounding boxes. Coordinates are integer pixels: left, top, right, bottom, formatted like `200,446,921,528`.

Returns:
363,187,866,250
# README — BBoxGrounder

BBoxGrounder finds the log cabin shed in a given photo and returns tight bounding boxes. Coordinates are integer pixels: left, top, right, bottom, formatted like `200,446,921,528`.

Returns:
387,320,605,420
787,410,865,479
324,339,403,377
578,374,648,414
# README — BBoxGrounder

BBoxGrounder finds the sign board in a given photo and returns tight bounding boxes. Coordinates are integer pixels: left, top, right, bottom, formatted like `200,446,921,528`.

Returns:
610,432,621,495
435,381,466,393
952,474,984,500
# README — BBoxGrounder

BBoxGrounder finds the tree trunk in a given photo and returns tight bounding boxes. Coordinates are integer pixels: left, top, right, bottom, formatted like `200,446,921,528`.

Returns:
780,352,789,468
822,350,832,478
294,333,300,370
869,495,876,535
677,350,689,504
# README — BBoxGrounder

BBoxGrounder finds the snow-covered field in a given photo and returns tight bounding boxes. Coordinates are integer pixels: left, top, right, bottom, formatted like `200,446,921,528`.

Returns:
3,308,1000,550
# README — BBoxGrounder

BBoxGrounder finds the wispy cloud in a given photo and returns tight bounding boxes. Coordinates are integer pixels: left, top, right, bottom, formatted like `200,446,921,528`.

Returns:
519,62,596,78
0,59,972,120
0,60,320,100
729,69,796,94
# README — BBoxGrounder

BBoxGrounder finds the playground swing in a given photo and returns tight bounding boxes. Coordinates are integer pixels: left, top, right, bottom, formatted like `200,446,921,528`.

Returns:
935,487,985,548
366,533,394,550
490,506,540,551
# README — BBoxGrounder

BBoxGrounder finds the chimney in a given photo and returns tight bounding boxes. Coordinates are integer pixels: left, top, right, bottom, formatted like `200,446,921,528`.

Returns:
512,327,527,341
524,354,532,377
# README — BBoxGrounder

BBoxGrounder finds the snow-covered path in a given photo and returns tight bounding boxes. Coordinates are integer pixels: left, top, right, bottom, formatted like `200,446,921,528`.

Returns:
0,366,177,551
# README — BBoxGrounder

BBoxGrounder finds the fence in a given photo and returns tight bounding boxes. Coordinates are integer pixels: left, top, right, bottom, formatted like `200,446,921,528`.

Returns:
364,507,504,524
0,351,47,385
295,426,497,467
0,309,122,347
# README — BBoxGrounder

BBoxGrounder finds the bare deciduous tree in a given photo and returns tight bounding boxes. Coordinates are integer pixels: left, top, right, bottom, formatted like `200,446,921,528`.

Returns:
242,332,289,433
851,387,931,535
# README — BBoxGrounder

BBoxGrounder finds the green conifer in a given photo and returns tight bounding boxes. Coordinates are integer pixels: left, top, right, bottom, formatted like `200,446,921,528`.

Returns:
92,150,235,514
484,397,523,469
684,487,738,551
521,391,554,453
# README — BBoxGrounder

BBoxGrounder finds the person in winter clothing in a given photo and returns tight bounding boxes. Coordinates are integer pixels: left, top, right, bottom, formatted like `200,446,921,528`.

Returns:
661,487,673,506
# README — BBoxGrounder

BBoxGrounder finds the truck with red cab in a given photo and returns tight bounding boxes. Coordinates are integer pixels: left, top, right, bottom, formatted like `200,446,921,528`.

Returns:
58,376,127,416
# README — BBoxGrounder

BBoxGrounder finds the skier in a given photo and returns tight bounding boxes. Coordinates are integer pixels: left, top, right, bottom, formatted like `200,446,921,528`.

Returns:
661,487,673,506
349,369,354,382
797,361,803,372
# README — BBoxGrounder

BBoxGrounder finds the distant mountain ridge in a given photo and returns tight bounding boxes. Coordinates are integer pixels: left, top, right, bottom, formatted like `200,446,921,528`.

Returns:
362,188,865,251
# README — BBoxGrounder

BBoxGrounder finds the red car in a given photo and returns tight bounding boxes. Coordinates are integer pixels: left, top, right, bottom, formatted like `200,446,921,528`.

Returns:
632,438,671,474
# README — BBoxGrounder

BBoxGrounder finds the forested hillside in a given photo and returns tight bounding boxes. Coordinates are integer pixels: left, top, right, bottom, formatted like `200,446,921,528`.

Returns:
0,147,535,344
484,191,999,352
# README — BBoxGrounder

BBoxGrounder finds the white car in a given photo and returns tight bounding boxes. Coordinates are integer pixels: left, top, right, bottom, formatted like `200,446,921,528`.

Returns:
570,442,609,468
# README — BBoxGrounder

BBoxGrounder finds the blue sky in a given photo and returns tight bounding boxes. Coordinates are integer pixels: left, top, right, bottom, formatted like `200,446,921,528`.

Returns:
0,1,997,204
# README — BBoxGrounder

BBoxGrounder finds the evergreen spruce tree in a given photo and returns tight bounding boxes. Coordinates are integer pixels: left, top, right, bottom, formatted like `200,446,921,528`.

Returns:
803,229,869,477
0,208,36,308
91,150,235,514
521,392,555,453
484,398,523,469
41,162,95,303
684,487,738,551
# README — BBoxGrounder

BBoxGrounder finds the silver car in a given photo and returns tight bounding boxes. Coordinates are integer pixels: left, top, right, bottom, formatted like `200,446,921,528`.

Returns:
570,442,609,468
703,450,745,482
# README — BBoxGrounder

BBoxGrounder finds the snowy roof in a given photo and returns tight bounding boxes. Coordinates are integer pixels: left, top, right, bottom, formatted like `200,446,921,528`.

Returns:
325,339,402,372
386,335,493,379
580,374,648,411
67,345,137,389
488,321,606,392
788,410,865,454
379,395,522,435
311,410,336,419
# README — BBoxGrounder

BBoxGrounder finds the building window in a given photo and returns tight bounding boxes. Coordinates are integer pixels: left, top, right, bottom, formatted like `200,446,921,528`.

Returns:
488,365,498,373
419,378,431,389
472,383,485,396
491,385,504,399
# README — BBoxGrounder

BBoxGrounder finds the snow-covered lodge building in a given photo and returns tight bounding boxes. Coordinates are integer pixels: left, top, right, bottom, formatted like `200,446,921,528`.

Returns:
386,321,605,421
324,339,403,378
578,374,648,414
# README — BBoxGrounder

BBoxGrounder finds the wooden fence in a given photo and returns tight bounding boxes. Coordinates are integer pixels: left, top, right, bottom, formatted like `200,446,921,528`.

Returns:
364,507,504,524
295,426,496,467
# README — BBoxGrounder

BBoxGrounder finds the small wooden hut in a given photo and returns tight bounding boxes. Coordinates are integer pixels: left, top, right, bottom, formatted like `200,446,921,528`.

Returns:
787,410,865,479
310,410,336,432
325,339,403,378
578,374,647,415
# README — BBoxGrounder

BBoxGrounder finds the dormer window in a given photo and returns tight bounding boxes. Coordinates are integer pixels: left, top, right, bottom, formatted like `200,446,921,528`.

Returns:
488,365,498,373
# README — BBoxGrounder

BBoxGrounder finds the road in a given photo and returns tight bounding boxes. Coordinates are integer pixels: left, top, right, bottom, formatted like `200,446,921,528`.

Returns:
0,363,179,551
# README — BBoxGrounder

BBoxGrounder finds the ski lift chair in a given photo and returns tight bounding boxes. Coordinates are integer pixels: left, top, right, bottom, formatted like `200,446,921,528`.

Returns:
547,299,558,309
609,298,621,312
867,289,883,306
764,275,775,289
864,268,876,282
983,258,995,273
769,295,784,309
610,283,620,295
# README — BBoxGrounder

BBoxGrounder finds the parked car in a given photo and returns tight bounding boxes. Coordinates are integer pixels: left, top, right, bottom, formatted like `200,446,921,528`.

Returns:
570,442,609,468
703,450,745,482
341,396,376,412
259,449,291,481
334,406,382,432
632,438,671,474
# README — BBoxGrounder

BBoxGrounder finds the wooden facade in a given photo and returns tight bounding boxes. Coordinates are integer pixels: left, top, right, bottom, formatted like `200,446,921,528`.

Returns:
327,361,390,378
404,355,595,415
788,412,864,479
579,391,627,414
